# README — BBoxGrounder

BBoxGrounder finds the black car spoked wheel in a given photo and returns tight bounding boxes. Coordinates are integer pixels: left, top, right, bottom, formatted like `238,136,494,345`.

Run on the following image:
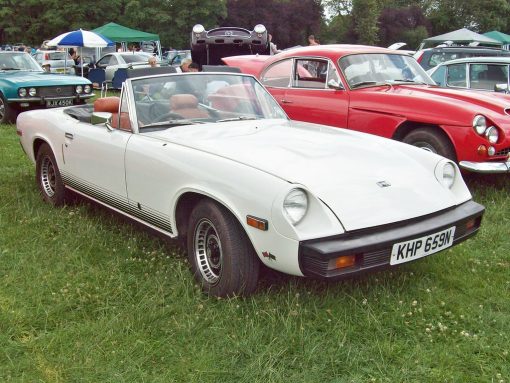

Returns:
187,199,260,297
0,93,16,124
403,128,456,161
35,143,67,206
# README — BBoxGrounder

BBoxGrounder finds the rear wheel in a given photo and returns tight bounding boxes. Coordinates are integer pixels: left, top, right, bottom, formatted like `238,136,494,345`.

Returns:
0,93,16,124
403,128,456,161
187,199,260,297
35,143,68,206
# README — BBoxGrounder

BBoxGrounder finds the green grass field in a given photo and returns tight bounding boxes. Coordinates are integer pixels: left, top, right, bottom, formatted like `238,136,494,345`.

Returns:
1,121,509,382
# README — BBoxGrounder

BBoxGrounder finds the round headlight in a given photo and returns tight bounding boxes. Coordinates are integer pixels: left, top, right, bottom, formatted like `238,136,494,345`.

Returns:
193,24,205,34
473,115,487,135
28,88,37,96
485,126,499,144
442,162,456,189
283,188,308,225
84,84,91,94
76,85,83,94
18,88,27,97
254,24,266,34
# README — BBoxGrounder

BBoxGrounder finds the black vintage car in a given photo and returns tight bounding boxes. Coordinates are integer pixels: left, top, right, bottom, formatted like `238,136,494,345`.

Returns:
191,24,270,67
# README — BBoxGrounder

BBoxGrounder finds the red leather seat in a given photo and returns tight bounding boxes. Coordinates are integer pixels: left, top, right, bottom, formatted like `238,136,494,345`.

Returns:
208,84,254,112
93,97,130,131
170,94,209,119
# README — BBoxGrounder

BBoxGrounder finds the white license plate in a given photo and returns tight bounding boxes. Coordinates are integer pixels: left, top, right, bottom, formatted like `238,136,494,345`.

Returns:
47,99,73,108
390,226,455,265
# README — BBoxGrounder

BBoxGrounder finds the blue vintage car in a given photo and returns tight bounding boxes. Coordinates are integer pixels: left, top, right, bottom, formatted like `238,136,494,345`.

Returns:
0,51,93,123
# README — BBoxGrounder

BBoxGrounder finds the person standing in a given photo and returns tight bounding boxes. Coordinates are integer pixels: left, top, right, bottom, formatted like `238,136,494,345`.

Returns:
269,34,280,55
308,35,320,46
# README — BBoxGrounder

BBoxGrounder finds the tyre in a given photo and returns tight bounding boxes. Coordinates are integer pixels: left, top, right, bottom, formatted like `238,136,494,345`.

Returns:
403,128,456,161
187,199,260,297
0,93,17,124
35,143,67,206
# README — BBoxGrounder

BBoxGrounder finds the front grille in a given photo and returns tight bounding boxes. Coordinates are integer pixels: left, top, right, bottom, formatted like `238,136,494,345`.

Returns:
495,147,510,156
362,248,390,267
38,86,75,98
208,30,250,37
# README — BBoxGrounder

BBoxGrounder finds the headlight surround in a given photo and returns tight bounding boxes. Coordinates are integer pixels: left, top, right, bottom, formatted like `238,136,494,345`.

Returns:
18,88,27,97
84,84,91,94
442,162,456,189
472,115,487,135
76,85,83,94
485,126,499,144
193,24,205,34
254,24,266,34
283,188,308,225
28,87,37,96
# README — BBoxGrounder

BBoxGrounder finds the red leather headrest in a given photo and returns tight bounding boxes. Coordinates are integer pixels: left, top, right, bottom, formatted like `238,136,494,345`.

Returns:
170,94,198,110
94,97,120,113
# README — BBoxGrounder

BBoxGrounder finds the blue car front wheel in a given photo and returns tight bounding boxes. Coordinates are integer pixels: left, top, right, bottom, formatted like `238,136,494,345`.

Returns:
0,94,16,124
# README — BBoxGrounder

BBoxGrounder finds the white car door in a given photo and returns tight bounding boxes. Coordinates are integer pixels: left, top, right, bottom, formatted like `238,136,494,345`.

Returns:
124,134,181,235
61,91,132,206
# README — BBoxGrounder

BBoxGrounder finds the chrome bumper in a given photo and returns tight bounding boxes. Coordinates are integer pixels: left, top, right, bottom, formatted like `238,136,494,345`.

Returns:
459,160,510,173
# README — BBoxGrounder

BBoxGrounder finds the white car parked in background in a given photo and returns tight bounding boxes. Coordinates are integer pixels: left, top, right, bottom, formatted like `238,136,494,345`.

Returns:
95,52,153,81
17,72,485,297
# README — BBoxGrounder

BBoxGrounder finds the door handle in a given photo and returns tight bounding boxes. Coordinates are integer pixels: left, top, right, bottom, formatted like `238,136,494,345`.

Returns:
281,99,293,104
65,132,74,140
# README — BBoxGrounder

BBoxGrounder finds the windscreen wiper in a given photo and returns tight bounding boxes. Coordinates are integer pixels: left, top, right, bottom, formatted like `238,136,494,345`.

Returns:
0,67,20,71
350,81,386,89
216,116,258,122
390,79,428,85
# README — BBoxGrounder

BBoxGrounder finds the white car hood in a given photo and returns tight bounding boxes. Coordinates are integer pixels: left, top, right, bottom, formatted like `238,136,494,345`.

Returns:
146,120,468,231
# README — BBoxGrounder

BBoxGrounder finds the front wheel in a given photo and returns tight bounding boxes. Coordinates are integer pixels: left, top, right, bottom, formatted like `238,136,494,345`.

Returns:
35,143,68,206
187,200,260,297
403,128,456,161
0,94,17,124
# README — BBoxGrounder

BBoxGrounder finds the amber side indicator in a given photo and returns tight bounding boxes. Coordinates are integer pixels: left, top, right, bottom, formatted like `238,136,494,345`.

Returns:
334,255,356,269
246,215,268,231
477,145,487,156
466,219,477,231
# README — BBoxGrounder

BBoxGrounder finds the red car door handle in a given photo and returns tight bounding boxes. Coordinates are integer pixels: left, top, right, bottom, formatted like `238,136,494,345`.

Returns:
281,99,293,104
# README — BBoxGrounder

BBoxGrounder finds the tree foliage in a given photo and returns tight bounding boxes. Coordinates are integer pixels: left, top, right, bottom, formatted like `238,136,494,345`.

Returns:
378,5,430,48
2,0,510,50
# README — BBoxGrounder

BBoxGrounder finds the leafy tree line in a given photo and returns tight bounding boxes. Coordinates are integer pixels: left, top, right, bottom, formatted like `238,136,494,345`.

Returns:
1,0,509,50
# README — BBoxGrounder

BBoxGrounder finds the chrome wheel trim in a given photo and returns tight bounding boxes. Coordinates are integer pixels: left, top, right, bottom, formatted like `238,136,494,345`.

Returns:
414,141,437,154
40,156,56,197
0,98,5,120
194,218,223,284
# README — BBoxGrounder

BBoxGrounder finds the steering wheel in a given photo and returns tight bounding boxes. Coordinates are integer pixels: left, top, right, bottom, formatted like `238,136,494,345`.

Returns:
152,111,185,123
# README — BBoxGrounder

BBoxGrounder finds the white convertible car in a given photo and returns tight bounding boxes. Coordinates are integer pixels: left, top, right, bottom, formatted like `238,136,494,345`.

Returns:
17,72,485,297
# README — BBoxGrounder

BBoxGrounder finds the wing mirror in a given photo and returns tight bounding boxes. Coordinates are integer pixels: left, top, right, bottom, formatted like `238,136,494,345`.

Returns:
91,111,114,131
494,83,508,93
327,79,344,90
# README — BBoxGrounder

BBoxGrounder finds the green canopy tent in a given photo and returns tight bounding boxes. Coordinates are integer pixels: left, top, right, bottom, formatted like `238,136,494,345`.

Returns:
92,22,161,57
483,31,510,50
418,28,501,49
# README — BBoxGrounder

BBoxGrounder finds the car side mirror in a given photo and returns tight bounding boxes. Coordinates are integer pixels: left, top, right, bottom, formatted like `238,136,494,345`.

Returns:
327,79,344,90
494,83,508,93
91,111,114,130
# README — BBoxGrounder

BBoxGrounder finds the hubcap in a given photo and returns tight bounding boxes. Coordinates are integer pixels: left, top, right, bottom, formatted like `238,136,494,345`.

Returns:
414,141,437,154
0,98,5,120
40,156,56,197
194,218,222,284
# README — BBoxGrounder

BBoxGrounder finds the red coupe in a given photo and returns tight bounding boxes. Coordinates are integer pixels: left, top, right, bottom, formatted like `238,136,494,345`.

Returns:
224,45,510,173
